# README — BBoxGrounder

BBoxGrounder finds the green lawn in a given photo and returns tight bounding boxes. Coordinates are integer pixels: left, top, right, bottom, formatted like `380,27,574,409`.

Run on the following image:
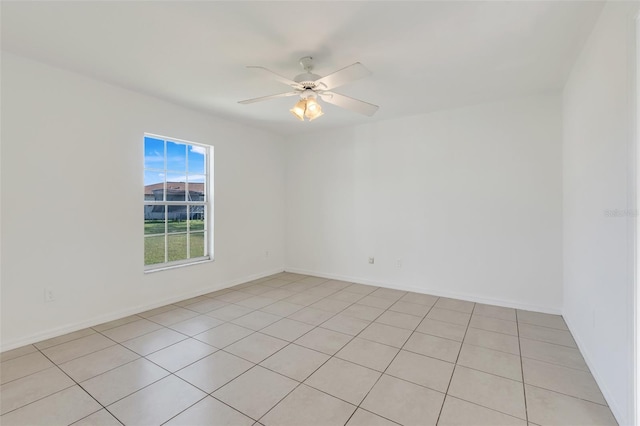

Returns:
144,220,206,265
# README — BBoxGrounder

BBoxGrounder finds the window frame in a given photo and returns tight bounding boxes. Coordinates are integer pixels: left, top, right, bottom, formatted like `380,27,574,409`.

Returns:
143,133,213,272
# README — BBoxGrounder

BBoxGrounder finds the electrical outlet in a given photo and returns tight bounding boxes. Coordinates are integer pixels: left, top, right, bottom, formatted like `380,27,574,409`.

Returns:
44,288,55,303
396,259,402,268
368,257,375,264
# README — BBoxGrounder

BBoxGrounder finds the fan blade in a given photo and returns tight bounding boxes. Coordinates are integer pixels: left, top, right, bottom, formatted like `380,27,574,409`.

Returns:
247,66,303,89
313,62,371,91
238,91,300,104
320,92,379,116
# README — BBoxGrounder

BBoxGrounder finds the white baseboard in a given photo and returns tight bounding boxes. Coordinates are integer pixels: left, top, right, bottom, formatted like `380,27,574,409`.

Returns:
0,267,284,353
563,315,628,426
284,266,562,315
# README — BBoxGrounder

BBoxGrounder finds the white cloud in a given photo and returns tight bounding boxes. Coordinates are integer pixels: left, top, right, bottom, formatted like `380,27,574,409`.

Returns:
190,146,207,155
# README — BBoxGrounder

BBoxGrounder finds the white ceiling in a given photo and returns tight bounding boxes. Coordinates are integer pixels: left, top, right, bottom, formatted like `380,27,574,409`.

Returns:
1,1,604,136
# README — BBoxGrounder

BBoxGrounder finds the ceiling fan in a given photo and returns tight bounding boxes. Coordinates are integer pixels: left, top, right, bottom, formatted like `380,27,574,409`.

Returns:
238,56,379,121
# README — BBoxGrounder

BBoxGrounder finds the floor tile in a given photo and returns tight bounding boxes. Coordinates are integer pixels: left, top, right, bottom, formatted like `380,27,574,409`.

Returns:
176,350,253,393
464,328,520,355
426,308,471,326
517,310,568,330
356,295,395,309
518,323,577,348
236,296,279,310
525,384,617,426
345,408,399,426
385,349,454,392
341,304,385,321
194,323,254,348
321,314,370,336
81,358,168,406
400,292,438,306
262,384,355,426
318,279,353,291
215,291,254,303
174,295,210,307
232,311,282,331
359,322,412,348
72,409,121,425
388,300,431,317
240,285,273,296
262,278,293,288
225,333,288,363
470,315,518,336
522,357,605,404
404,331,461,362
108,375,206,425
448,366,526,419
182,298,229,314
121,328,186,356
0,345,38,362
520,338,587,370
0,386,100,426
369,288,406,301
438,395,527,425
58,344,139,382
260,301,304,317
309,298,352,313
305,357,381,405
343,283,378,295
206,304,254,321
285,292,325,306
288,307,335,326
375,310,421,330
147,307,200,326
294,327,352,355
146,338,216,372
329,290,365,303
435,297,475,313
416,318,466,341
92,315,141,333
138,305,178,318
0,351,54,385
298,276,328,286
165,396,254,426
457,343,522,381
260,318,314,342
41,333,115,364
260,344,329,381
0,367,74,415
34,328,96,350
101,318,163,343
213,366,298,420
473,304,517,322
361,374,445,426
335,337,399,372
261,288,297,301
168,314,224,336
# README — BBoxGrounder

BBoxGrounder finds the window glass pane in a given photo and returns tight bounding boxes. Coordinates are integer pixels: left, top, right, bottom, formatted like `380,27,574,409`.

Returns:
166,141,187,172
187,176,206,202
145,235,165,265
144,172,165,201
144,206,165,235
144,137,165,170
167,234,188,262
189,232,205,258
189,205,205,231
166,174,187,202
167,208,188,233
188,145,206,175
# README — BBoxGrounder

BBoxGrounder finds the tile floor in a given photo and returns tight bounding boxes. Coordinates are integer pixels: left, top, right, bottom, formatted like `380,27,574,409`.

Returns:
0,272,617,426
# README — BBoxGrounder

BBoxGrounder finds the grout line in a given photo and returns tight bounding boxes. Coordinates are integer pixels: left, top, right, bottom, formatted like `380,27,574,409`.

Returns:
516,309,530,424
435,300,475,425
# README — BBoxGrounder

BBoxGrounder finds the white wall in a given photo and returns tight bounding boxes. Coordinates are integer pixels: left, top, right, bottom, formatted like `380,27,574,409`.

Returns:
285,94,563,313
562,3,639,425
0,53,286,350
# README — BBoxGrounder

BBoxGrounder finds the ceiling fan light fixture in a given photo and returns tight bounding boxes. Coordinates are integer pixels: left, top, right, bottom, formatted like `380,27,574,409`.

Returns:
289,99,306,121
304,98,323,121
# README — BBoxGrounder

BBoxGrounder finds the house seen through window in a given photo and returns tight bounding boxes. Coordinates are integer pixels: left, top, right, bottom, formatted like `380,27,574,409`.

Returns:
144,134,211,270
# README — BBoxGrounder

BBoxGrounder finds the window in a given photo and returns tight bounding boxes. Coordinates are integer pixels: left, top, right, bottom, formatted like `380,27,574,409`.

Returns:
144,134,212,270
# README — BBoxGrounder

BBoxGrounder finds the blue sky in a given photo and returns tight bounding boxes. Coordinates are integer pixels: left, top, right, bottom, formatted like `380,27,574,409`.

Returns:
144,136,206,186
